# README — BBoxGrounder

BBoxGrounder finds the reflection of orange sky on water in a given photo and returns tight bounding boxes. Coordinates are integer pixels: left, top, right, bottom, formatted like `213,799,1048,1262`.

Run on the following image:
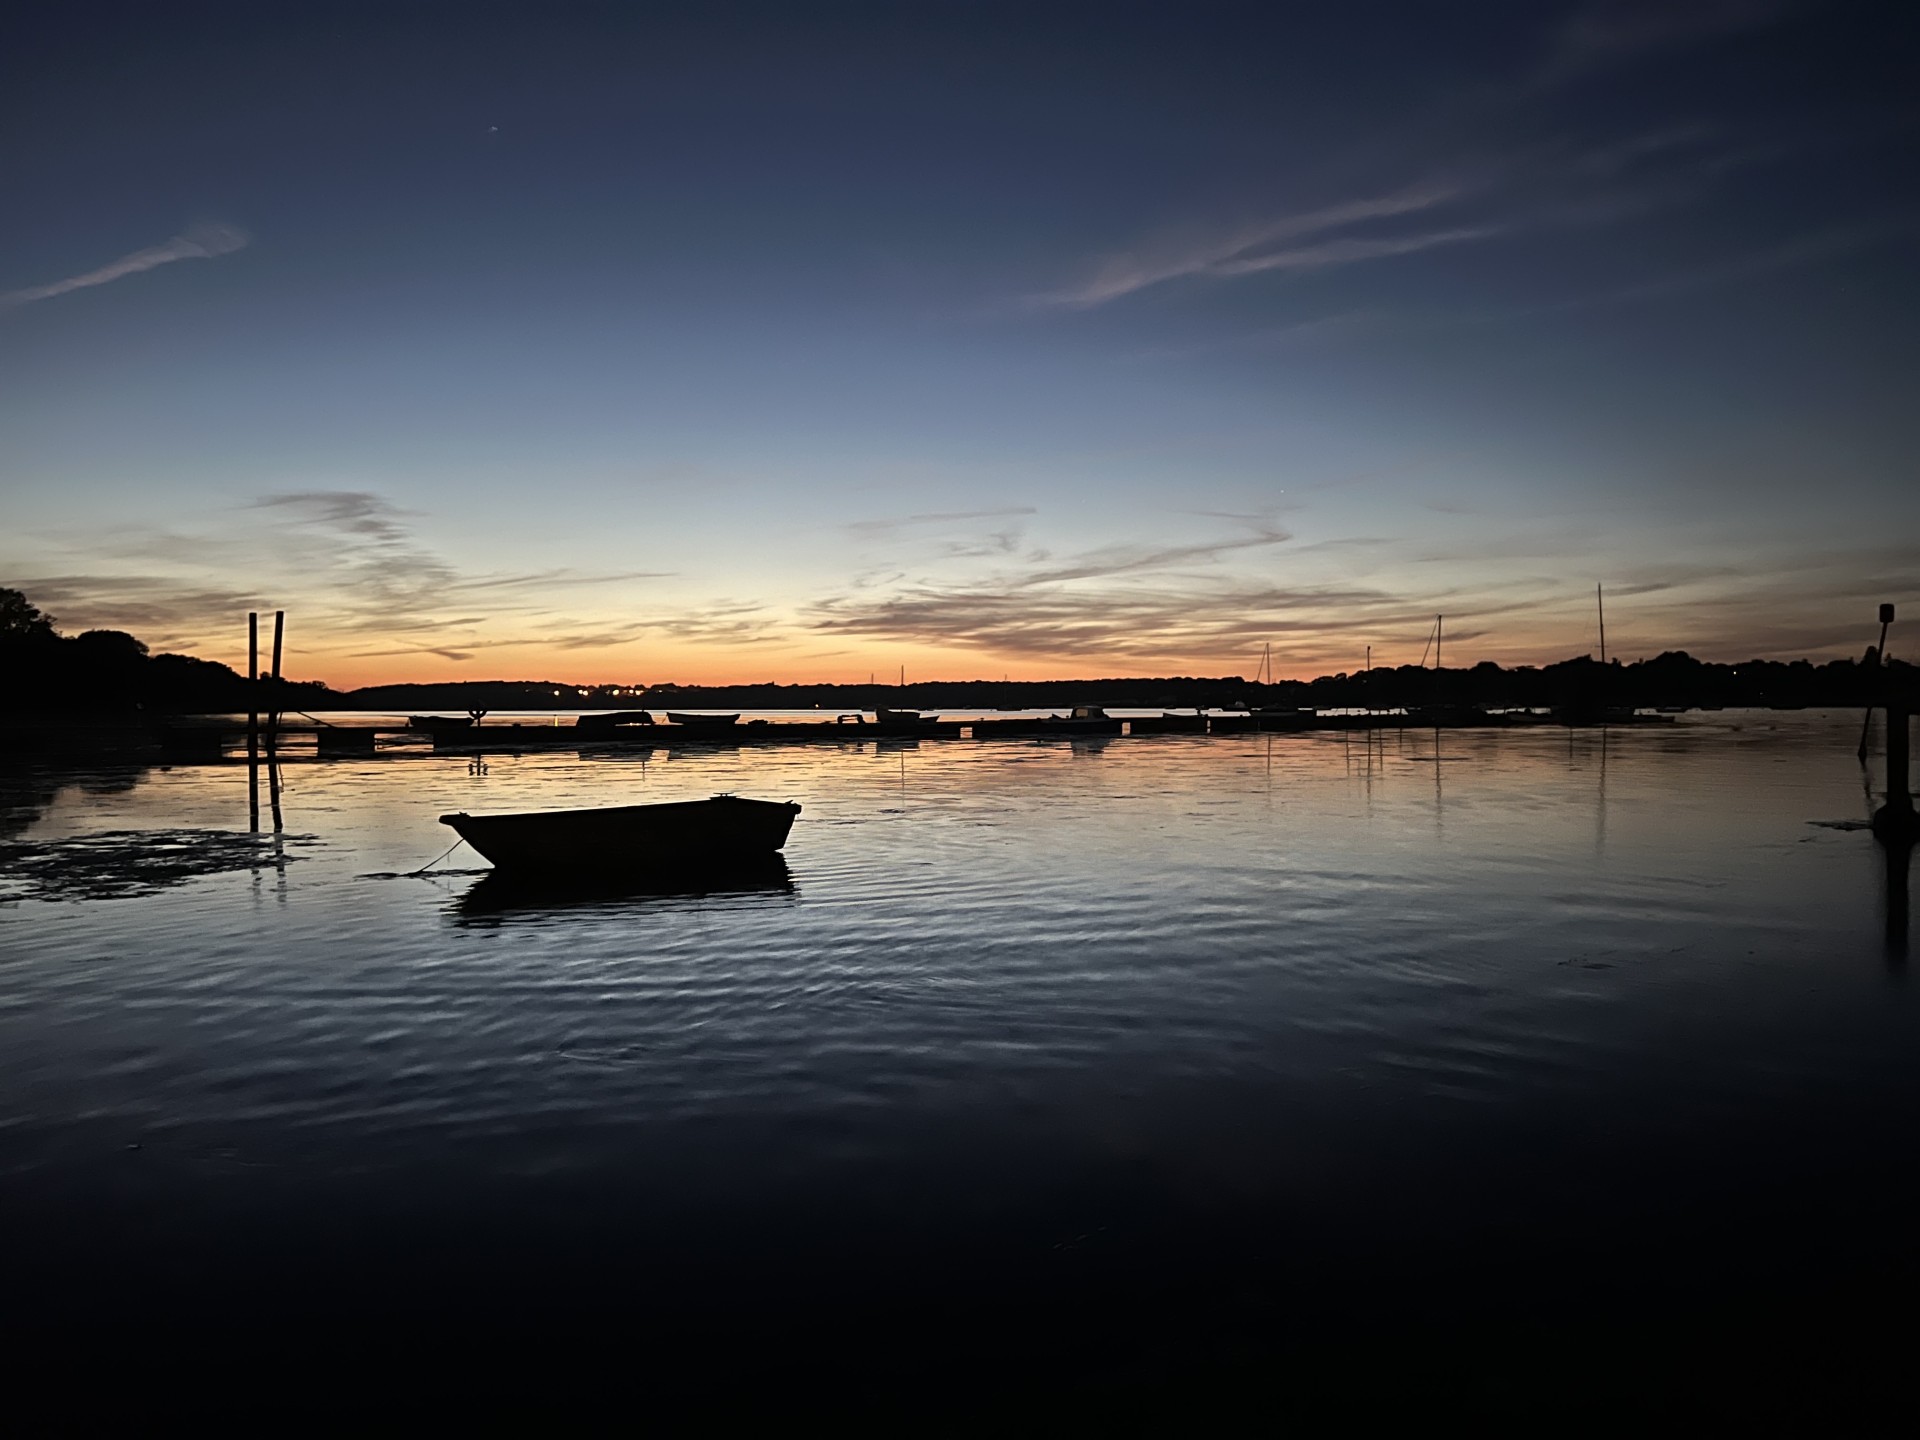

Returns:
16,711,1882,878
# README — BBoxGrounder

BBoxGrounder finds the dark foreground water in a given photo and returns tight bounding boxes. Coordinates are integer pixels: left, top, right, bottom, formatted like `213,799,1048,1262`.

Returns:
3,712,1916,1422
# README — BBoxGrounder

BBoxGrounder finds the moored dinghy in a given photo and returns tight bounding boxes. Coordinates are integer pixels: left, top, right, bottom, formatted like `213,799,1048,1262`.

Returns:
440,794,800,876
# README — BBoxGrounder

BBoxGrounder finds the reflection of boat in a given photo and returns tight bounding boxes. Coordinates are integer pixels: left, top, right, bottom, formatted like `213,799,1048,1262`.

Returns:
666,712,739,726
440,794,800,875
1551,702,1642,725
454,854,795,918
1406,703,1492,727
1250,705,1318,730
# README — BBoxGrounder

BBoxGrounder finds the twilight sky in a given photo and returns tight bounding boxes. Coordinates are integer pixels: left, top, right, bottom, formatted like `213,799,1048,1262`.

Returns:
3,1,1915,687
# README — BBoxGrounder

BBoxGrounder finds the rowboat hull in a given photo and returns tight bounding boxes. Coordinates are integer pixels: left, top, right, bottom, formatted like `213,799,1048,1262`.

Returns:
440,795,800,875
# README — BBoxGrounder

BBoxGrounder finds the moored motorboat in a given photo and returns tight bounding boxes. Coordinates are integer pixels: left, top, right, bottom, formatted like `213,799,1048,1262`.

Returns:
440,794,800,875
1048,705,1123,734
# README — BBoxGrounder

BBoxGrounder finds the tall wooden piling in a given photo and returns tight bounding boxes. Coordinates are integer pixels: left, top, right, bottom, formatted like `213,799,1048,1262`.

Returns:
1867,603,1912,845
247,612,259,753
269,610,285,739
246,611,260,832
1860,603,1894,762
267,610,285,829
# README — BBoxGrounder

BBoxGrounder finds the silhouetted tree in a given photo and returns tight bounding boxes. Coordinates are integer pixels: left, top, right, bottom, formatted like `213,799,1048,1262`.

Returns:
0,587,57,642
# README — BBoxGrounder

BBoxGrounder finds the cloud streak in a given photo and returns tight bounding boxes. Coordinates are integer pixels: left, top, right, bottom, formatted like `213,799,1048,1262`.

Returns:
1037,181,1468,308
846,507,1038,540
0,223,249,310
20,490,676,667
1210,227,1501,278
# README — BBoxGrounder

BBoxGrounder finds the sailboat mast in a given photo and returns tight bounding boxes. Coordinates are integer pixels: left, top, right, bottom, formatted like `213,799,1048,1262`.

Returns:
1597,584,1607,666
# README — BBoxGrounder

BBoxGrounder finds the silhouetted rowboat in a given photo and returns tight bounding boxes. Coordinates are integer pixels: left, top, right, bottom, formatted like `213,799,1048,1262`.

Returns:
877,708,941,727
440,794,800,875
666,712,739,726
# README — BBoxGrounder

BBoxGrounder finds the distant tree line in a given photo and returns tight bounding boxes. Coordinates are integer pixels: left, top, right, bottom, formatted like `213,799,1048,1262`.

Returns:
0,587,337,715
344,650,1913,713
1258,649,1913,712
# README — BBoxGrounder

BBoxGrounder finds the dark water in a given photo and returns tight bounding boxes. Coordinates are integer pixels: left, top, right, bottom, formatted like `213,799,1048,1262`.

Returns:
4,713,1916,1419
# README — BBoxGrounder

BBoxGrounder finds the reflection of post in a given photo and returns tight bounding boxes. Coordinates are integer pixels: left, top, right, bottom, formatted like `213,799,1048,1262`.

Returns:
247,611,260,833
1886,837,1910,964
1873,703,1913,844
1596,725,1609,858
1876,695,1914,965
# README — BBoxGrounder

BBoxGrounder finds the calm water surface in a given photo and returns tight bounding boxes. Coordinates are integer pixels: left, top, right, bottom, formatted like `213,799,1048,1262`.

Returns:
4,711,1915,1410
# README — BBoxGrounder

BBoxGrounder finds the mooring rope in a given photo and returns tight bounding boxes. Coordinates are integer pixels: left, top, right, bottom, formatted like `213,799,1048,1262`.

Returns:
409,836,468,875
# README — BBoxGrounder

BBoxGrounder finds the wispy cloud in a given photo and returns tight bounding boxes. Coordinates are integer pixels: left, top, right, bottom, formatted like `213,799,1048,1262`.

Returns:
1014,529,1291,588
846,506,1038,539
1210,226,1501,279
1036,180,1468,308
19,489,674,666
1031,133,1714,314
807,573,1465,669
0,223,249,310
807,521,1326,668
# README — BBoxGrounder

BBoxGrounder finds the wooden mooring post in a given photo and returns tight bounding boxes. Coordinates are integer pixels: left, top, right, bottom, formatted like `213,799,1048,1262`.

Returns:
268,609,284,740
1860,602,1894,762
267,610,285,830
247,611,260,832
1871,605,1915,846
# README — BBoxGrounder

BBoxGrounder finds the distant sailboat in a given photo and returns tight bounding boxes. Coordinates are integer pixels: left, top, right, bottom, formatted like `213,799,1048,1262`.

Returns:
1556,584,1639,724
1406,614,1484,726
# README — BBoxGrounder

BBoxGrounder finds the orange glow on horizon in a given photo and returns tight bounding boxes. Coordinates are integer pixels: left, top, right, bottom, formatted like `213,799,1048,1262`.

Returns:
277,628,1786,693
